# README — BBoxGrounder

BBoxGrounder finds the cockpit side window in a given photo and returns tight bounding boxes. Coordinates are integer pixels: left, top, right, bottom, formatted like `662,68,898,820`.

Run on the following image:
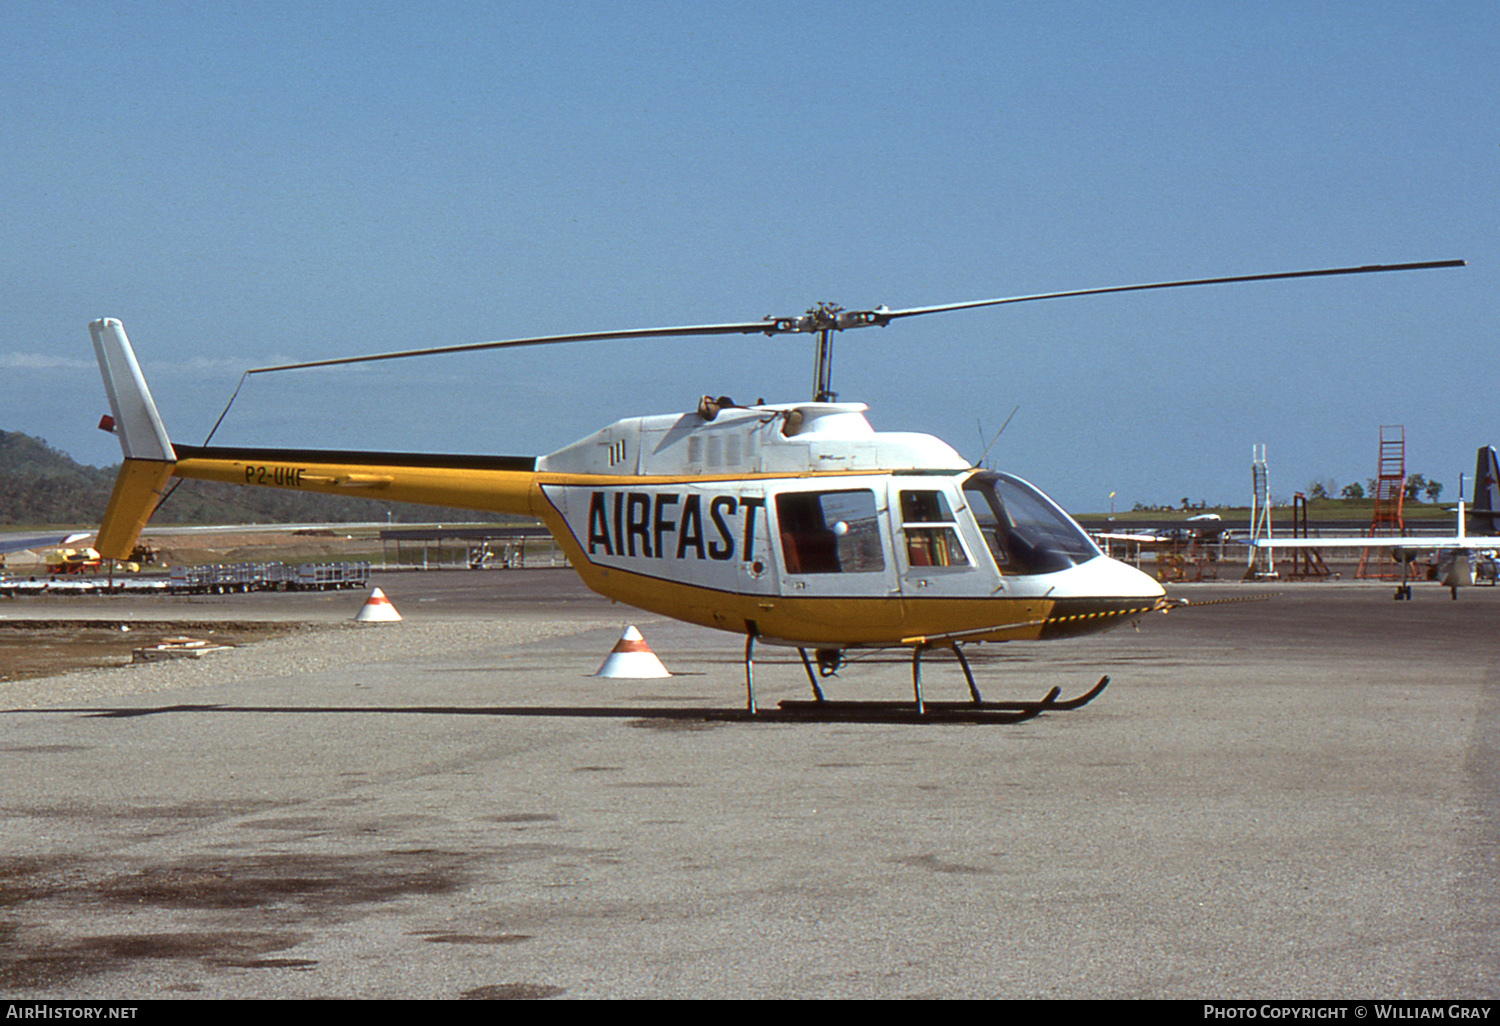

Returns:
961,472,1099,575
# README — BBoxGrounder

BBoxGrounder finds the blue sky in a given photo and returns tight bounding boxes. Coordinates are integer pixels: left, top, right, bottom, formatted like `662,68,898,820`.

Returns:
3,1,1495,513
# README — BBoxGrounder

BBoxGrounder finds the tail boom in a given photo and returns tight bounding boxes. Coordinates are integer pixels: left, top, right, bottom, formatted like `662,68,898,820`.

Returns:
168,445,542,517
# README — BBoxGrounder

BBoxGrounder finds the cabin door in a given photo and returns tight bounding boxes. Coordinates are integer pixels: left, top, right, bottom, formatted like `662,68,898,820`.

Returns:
770,483,903,632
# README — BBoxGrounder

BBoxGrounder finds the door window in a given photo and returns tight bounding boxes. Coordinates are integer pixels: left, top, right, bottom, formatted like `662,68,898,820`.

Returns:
777,490,885,574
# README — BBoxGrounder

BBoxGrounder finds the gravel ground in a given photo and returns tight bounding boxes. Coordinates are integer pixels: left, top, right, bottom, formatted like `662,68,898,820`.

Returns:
0,615,624,711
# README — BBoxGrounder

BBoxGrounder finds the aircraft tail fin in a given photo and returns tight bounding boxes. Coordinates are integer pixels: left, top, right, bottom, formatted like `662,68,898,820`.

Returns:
90,319,177,560
91,319,175,463
1471,445,1500,536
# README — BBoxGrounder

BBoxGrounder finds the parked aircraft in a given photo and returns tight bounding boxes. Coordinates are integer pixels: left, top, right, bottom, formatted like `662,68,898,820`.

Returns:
87,259,1463,717
1253,446,1500,599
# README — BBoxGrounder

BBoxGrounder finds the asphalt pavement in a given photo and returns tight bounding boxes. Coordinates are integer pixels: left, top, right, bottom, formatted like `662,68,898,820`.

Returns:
1,570,1496,998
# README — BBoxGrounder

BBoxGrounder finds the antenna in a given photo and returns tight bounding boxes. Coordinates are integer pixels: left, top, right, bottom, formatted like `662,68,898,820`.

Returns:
976,405,1019,467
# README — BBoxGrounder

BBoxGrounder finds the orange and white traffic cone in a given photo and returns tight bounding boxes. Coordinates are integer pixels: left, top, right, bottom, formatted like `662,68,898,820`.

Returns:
355,587,403,622
593,625,671,678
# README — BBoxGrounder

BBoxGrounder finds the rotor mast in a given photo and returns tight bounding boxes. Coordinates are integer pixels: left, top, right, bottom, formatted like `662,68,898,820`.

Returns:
806,302,843,402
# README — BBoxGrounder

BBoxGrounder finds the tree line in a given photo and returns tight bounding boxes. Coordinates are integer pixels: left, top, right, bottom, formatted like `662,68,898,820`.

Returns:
1307,475,1443,503
0,429,515,526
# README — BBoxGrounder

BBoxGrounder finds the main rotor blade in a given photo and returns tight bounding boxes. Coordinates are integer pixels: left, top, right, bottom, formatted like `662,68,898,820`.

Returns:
867,260,1465,323
247,258,1464,374
248,319,786,373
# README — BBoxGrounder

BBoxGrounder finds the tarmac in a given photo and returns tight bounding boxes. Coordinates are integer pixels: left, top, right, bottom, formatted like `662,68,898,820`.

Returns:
1,569,1497,999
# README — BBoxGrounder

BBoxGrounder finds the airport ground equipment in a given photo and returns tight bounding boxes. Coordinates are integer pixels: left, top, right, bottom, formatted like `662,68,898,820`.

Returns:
1358,425,1408,580
1285,493,1332,580
1245,444,1277,580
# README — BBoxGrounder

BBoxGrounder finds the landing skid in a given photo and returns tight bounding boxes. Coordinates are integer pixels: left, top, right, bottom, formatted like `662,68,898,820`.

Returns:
771,691,1059,724
776,677,1109,723
738,631,1109,723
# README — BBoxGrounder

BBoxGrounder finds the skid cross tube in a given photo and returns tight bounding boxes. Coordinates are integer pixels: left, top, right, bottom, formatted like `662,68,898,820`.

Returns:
911,641,983,712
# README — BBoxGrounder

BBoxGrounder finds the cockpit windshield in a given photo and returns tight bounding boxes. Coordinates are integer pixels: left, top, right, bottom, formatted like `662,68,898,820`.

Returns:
962,471,1100,575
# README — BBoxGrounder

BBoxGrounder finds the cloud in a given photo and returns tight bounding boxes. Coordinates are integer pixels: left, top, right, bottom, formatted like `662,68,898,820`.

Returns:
0,353,95,371
0,352,257,376
166,356,257,375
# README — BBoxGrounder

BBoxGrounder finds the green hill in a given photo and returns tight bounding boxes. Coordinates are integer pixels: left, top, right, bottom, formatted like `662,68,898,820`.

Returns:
0,429,517,527
0,432,116,525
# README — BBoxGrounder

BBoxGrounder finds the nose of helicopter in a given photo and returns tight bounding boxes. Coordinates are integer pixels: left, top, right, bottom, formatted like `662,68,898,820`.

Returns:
1090,553,1167,599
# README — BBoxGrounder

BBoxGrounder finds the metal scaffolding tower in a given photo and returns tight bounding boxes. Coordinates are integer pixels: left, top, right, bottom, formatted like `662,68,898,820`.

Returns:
1245,443,1277,579
1357,425,1407,579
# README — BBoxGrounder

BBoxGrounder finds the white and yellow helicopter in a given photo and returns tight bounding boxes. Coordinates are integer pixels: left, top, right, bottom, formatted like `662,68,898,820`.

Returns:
89,259,1462,722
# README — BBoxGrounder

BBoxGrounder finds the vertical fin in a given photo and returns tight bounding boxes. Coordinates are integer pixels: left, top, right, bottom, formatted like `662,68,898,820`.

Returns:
96,459,176,560
1472,446,1500,536
91,318,175,463
90,319,177,559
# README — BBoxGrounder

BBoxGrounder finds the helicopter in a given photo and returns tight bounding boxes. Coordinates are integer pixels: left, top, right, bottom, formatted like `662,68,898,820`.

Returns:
88,259,1463,722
